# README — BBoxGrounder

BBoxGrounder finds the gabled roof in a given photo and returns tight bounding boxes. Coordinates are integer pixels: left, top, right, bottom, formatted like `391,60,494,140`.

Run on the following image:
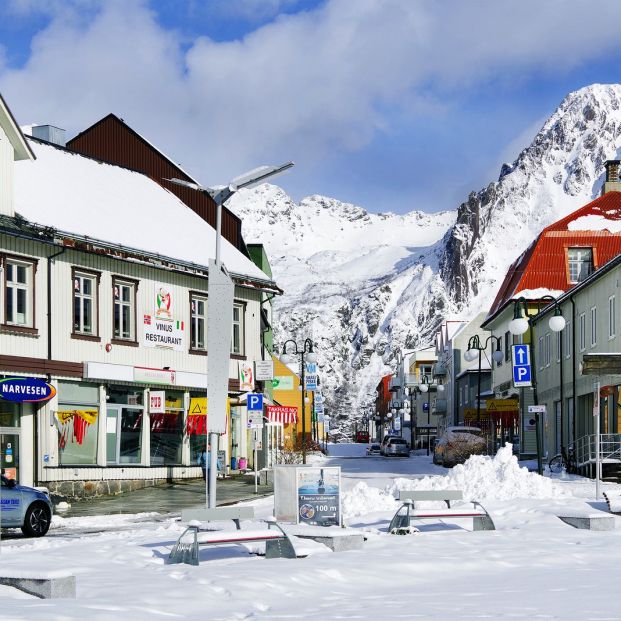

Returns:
13,138,276,288
0,93,35,161
487,191,621,318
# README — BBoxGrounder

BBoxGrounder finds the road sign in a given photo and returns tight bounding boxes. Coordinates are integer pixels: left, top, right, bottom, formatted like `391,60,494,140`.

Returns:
528,405,546,414
512,344,532,387
255,360,274,381
248,412,264,428
247,393,263,411
487,399,519,412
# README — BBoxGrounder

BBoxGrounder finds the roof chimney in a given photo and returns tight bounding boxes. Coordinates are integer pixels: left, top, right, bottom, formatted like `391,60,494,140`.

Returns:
31,124,66,147
602,159,621,195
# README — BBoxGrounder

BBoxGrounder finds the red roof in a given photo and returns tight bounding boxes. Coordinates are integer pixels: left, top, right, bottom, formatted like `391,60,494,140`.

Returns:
488,191,621,316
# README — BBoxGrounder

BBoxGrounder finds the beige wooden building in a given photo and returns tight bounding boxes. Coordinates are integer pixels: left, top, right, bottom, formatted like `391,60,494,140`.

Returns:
0,94,281,497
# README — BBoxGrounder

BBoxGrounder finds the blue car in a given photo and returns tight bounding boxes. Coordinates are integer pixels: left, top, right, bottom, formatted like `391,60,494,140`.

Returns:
1,476,53,537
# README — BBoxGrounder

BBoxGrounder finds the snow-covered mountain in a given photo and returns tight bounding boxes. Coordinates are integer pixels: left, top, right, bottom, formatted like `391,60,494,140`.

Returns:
229,83,621,437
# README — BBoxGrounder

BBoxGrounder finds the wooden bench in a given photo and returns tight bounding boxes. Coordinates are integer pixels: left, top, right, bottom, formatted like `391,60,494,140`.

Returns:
169,506,297,565
389,490,495,533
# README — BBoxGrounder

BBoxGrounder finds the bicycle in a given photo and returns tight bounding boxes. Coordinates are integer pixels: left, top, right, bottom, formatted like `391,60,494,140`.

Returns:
547,445,576,475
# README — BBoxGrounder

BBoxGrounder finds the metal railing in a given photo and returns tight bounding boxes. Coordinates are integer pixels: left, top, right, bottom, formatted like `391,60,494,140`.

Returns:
575,433,621,467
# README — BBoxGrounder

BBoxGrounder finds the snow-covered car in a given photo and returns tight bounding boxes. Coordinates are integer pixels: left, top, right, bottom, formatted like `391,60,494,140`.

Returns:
433,426,487,467
366,443,381,455
1,476,53,537
383,437,410,457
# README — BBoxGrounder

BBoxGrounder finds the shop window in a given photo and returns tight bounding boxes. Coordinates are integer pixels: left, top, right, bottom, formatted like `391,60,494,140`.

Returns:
73,270,98,336
113,278,136,341
0,402,20,427
150,391,184,465
568,247,593,284
188,392,207,465
57,381,100,466
5,258,35,327
231,302,245,355
106,386,143,464
190,295,207,351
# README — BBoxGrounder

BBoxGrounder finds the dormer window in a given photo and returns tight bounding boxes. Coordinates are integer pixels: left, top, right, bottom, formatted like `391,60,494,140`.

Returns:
568,248,593,284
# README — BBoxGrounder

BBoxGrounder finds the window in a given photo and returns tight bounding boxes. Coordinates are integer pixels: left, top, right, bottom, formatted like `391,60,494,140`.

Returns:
568,248,593,283
496,337,503,367
556,332,561,362
418,364,433,382
5,258,34,327
565,320,572,358
590,306,597,347
150,391,184,465
504,331,511,362
609,296,616,339
545,333,551,367
190,294,207,350
231,302,245,355
579,313,586,351
73,271,98,335
113,279,136,341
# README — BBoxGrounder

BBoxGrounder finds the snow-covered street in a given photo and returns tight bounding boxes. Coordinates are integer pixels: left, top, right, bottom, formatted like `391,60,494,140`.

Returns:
0,444,619,620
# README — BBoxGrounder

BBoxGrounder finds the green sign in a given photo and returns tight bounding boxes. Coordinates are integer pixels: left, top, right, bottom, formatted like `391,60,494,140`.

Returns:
272,376,294,390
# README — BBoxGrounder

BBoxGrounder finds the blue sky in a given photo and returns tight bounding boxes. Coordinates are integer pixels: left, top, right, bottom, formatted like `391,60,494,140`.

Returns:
1,0,621,215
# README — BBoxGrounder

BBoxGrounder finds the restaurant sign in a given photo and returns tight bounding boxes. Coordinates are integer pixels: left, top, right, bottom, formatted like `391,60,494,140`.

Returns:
0,377,56,403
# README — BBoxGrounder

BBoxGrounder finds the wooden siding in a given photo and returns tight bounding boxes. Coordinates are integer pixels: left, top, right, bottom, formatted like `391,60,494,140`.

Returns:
0,236,262,382
66,115,244,252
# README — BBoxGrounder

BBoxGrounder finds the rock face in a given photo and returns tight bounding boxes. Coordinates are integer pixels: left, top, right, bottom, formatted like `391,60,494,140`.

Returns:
230,84,621,437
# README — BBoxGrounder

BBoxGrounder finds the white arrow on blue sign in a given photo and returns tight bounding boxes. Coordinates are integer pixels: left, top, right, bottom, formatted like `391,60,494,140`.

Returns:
247,393,263,411
511,344,532,388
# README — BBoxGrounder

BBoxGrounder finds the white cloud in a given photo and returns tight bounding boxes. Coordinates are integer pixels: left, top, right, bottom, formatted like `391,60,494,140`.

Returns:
2,0,621,203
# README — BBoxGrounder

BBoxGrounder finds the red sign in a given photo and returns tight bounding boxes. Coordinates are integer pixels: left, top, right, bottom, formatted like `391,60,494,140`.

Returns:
266,406,298,424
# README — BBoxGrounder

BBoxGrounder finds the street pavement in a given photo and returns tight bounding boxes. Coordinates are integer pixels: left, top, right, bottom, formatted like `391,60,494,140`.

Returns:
58,474,273,518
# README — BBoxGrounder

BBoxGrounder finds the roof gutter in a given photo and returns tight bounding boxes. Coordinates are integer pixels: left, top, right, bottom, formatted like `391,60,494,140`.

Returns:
0,215,283,295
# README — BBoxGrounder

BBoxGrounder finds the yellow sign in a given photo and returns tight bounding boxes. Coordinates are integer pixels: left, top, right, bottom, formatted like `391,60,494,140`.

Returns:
463,408,479,418
57,409,98,424
486,399,519,412
188,397,231,416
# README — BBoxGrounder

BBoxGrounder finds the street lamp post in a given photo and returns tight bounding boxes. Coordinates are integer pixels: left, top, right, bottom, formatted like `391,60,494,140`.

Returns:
280,338,317,464
167,162,294,509
508,295,566,475
464,335,504,428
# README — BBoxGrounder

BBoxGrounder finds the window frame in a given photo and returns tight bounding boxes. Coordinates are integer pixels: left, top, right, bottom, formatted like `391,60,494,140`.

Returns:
189,291,208,354
544,332,551,368
565,320,572,359
111,276,139,346
579,312,586,352
567,247,593,284
231,300,246,358
1,253,38,334
71,267,101,341
590,306,597,347
609,295,616,340
538,336,544,370
504,331,511,363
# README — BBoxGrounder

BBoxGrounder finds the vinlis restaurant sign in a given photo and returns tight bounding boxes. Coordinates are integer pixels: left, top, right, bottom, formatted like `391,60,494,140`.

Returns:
0,377,56,403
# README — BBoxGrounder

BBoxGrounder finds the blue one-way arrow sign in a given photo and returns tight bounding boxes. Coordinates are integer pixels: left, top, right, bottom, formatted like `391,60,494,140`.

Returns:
512,344,532,387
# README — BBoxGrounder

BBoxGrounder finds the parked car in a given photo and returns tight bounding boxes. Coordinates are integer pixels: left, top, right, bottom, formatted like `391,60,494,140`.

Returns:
433,426,486,467
355,431,370,443
382,437,410,457
366,443,381,456
1,476,53,537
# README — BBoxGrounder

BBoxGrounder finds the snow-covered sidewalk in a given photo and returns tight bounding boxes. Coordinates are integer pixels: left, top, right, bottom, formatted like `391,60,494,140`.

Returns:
0,444,619,620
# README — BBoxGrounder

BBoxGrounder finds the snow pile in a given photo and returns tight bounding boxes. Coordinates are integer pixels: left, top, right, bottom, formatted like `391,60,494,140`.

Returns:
390,444,569,501
342,481,399,518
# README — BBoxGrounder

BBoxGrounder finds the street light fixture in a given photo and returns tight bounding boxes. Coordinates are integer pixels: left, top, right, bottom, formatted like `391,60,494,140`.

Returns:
166,162,294,510
280,338,316,464
465,334,503,428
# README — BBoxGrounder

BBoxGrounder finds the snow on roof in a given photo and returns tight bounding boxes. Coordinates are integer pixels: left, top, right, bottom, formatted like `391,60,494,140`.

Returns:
512,288,565,300
13,139,272,283
567,214,621,233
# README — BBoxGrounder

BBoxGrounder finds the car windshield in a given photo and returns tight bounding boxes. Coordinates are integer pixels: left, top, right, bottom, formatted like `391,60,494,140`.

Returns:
389,439,407,445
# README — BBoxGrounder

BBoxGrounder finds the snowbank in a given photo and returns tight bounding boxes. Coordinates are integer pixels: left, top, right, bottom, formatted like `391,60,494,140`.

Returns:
342,445,569,518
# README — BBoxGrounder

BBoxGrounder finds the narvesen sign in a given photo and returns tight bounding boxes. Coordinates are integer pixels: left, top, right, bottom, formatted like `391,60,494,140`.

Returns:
0,378,56,403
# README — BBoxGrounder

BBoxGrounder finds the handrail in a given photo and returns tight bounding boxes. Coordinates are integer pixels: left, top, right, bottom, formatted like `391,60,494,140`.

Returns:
575,433,621,467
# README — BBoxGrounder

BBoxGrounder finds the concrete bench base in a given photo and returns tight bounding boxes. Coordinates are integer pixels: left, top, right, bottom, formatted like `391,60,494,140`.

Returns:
559,515,615,531
0,574,76,599
294,533,364,552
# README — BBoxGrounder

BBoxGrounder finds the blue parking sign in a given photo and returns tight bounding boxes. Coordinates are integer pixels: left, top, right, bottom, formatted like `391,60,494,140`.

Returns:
247,393,263,411
511,344,532,387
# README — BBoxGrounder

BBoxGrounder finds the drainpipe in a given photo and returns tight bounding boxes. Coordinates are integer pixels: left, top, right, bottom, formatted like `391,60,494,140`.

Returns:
559,322,565,454
47,247,66,360
570,294,577,448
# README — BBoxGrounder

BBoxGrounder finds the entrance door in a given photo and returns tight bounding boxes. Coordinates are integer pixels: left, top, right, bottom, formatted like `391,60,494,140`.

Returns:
107,406,143,464
0,433,20,481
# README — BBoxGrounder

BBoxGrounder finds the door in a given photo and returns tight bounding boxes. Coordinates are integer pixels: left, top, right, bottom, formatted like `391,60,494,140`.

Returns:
107,406,143,464
0,433,20,482
0,476,23,527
